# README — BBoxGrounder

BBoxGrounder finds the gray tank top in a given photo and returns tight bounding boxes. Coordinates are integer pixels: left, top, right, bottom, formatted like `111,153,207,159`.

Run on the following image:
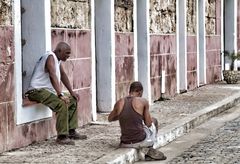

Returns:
119,96,146,144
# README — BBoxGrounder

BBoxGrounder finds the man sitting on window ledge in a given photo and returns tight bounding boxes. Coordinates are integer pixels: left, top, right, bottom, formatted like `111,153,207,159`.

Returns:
25,42,87,145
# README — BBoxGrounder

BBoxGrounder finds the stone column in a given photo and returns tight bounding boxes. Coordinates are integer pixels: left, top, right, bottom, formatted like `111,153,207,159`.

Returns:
224,0,238,70
90,0,97,121
137,0,151,102
198,0,206,85
176,0,187,93
95,0,115,112
133,0,138,81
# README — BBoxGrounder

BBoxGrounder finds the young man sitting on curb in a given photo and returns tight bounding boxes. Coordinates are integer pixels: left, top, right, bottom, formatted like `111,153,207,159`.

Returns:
108,81,167,161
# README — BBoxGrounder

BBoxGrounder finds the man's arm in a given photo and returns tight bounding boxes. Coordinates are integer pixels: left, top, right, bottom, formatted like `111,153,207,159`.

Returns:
142,99,153,127
108,99,124,122
60,64,79,100
45,55,62,96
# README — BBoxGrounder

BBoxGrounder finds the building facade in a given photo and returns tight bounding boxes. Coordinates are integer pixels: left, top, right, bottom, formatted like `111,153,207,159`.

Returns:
0,0,239,153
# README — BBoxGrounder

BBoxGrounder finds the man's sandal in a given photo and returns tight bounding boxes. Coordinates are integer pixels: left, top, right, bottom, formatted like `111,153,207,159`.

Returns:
145,148,167,161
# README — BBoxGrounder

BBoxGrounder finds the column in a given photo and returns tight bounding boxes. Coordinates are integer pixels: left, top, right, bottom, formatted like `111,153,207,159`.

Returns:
176,0,187,93
95,0,115,112
137,0,151,102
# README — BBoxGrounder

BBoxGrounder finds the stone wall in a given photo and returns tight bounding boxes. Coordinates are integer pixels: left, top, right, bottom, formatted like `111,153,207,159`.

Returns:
205,0,216,35
51,0,90,29
149,0,176,34
187,0,196,35
114,0,133,32
0,0,12,25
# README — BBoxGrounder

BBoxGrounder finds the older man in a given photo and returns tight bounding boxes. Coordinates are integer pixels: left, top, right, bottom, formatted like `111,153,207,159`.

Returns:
26,42,86,145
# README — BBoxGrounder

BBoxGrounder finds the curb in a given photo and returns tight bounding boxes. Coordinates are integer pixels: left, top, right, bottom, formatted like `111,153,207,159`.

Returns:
94,92,240,164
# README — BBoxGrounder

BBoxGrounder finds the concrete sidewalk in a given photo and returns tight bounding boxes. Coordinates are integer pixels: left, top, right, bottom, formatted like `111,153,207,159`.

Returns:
94,83,240,163
1,82,240,164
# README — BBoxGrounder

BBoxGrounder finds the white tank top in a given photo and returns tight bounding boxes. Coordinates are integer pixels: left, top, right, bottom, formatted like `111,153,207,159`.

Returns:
28,51,61,93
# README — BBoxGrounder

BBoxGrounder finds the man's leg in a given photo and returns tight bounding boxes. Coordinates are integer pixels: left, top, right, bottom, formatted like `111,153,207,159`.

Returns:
152,117,158,133
67,95,87,140
27,89,74,145
145,118,166,161
67,96,78,130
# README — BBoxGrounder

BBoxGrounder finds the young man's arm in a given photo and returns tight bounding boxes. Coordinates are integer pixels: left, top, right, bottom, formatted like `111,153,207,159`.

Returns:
60,64,79,100
108,99,124,122
142,99,153,127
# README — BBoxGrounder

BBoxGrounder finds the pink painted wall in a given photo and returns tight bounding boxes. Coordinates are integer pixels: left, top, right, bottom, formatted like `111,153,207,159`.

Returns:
0,26,15,152
206,0,221,84
150,35,177,100
52,28,92,125
206,36,221,83
187,35,198,90
0,26,55,153
0,27,92,153
115,33,134,100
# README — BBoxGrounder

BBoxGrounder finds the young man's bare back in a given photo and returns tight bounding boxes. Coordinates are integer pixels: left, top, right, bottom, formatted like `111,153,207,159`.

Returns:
108,81,166,161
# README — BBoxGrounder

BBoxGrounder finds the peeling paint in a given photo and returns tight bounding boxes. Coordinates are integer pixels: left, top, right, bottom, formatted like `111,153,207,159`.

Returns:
0,55,12,83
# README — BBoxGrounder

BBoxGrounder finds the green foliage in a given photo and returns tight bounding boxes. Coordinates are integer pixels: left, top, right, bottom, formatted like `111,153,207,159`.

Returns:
224,51,240,70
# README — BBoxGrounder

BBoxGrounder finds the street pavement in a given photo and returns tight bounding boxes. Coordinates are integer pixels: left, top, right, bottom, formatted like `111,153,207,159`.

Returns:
168,115,240,164
137,101,240,164
1,82,240,163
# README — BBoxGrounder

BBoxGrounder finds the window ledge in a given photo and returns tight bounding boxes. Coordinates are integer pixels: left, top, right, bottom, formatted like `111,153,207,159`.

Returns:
23,97,39,107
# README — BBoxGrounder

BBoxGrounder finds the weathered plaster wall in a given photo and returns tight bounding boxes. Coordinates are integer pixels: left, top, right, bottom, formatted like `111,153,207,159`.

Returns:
0,0,14,153
187,0,196,34
186,0,197,90
52,29,92,125
149,0,176,34
0,27,14,101
50,0,92,123
150,35,177,100
149,0,177,99
0,0,57,153
114,0,133,32
206,36,221,83
206,0,221,84
115,33,134,100
51,0,90,29
0,0,12,25
114,1,134,100
0,26,55,154
205,0,216,35
0,27,15,151
187,36,197,90
0,0,93,153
